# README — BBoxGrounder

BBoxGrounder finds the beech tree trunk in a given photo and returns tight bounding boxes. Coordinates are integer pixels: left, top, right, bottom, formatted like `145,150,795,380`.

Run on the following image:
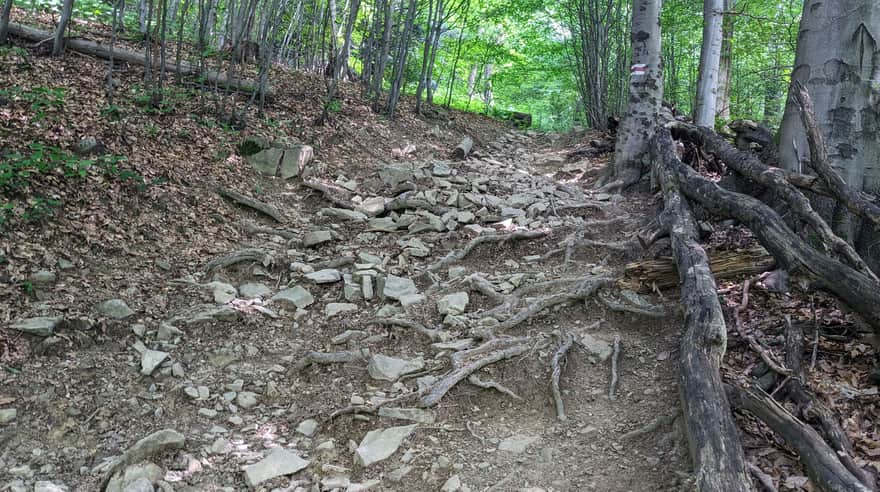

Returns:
778,0,880,270
715,0,732,121
52,0,75,56
0,0,13,45
693,0,723,128
602,0,663,191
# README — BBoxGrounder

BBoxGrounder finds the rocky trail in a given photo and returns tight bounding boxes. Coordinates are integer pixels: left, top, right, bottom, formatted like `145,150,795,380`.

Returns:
2,129,691,491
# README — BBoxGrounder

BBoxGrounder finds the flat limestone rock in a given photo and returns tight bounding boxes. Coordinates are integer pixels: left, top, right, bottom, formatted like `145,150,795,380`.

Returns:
239,283,272,299
141,350,169,375
367,354,424,382
98,299,135,319
272,286,315,309
382,275,418,300
368,217,398,232
173,304,238,325
321,208,368,222
242,447,309,488
580,333,613,361
10,316,63,336
303,230,334,247
325,303,359,317
498,434,540,454
305,269,342,284
355,424,417,467
377,407,435,424
437,292,469,315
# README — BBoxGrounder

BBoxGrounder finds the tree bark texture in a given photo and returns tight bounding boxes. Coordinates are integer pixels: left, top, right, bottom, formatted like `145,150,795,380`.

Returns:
0,0,13,45
693,0,723,128
52,0,74,56
604,0,663,191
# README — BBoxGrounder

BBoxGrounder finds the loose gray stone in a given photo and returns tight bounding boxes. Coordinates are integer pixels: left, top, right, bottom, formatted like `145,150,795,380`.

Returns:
321,208,368,222
280,145,313,179
238,283,272,299
498,434,539,454
432,161,452,177
354,424,417,467
437,292,469,316
34,482,68,492
377,407,435,424
332,330,368,344
29,270,56,286
325,303,358,317
172,304,238,325
580,333,612,361
378,165,415,187
211,282,237,304
303,230,333,247
367,354,424,382
362,276,374,300
10,316,62,336
358,196,386,216
140,350,169,375
305,269,342,284
57,258,75,270
157,323,183,341
382,275,418,300
98,299,135,319
209,437,229,455
236,391,259,409
368,217,398,232
242,448,309,488
296,419,319,437
0,408,17,424
246,147,284,176
399,294,425,307
120,477,152,492
272,286,315,309
440,475,462,492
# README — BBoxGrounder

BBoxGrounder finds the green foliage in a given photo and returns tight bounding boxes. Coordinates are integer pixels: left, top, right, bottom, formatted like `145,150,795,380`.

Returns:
0,86,66,120
22,196,62,224
325,99,342,113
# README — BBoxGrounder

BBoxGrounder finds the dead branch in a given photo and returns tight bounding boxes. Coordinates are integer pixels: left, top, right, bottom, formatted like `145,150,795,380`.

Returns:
427,230,547,272
420,337,536,407
620,413,678,441
465,274,507,305
598,290,665,318
791,82,880,229
384,192,449,216
369,317,447,342
467,374,521,400
727,384,872,492
311,256,356,270
239,221,299,239
293,348,370,371
622,246,775,292
733,280,792,376
747,463,778,492
217,188,285,223
301,179,355,210
609,335,621,400
550,333,576,420
453,136,474,160
204,249,273,275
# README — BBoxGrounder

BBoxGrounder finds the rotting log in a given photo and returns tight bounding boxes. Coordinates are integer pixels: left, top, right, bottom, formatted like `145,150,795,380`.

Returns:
727,384,873,492
652,129,880,333
8,22,270,96
652,136,755,492
623,245,775,292
452,136,473,160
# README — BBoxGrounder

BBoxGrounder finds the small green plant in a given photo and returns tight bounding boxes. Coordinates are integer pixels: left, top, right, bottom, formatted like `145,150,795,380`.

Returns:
101,104,124,120
0,202,13,230
325,99,342,113
22,196,61,223
20,280,34,294
0,86,66,120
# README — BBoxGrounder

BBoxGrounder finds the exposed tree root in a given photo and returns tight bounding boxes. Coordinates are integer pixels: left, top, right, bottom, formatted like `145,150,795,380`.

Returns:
312,256,356,270
239,220,299,239
672,123,878,282
301,179,356,210
493,277,613,332
608,335,621,400
217,188,286,223
727,384,873,492
420,336,538,408
550,333,576,420
620,413,678,441
93,429,185,491
427,230,547,272
467,375,521,400
385,191,449,216
204,249,274,275
747,463,778,492
650,134,755,491
369,317,447,342
293,348,370,371
598,290,665,318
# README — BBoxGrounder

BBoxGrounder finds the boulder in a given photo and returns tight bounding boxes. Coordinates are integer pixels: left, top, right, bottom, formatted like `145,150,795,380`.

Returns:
272,286,315,309
98,299,135,319
367,354,424,382
242,448,309,488
10,316,62,336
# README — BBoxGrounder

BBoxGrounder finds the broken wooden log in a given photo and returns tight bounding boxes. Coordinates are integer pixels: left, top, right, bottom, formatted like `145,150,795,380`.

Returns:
622,245,775,292
651,136,755,492
727,383,873,492
8,22,270,96
452,136,473,160
653,129,880,332
217,188,285,223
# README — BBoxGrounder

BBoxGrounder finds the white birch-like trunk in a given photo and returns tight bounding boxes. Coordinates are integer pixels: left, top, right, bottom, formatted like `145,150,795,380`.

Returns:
603,0,663,191
778,0,880,268
693,0,723,128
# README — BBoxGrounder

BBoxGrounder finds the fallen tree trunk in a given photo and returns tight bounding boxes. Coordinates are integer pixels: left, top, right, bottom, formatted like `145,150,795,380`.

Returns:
727,384,873,492
623,245,775,291
452,136,473,160
652,129,880,332
651,140,755,491
7,22,270,96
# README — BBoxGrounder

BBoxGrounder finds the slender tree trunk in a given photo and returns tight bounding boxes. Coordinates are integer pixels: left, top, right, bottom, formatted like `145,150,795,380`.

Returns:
0,0,13,45
52,0,74,56
715,0,733,121
778,0,880,271
414,0,436,114
106,0,122,104
601,0,663,191
386,0,417,117
371,0,392,109
693,0,723,128
138,0,148,34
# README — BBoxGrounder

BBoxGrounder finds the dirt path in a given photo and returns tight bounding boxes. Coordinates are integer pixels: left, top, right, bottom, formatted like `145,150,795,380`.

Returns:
1,130,690,491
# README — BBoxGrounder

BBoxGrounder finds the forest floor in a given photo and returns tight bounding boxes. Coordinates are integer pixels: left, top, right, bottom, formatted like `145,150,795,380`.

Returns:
1,23,878,492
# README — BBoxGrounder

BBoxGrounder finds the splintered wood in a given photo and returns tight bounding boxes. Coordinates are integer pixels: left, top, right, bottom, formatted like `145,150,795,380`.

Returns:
622,245,775,292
